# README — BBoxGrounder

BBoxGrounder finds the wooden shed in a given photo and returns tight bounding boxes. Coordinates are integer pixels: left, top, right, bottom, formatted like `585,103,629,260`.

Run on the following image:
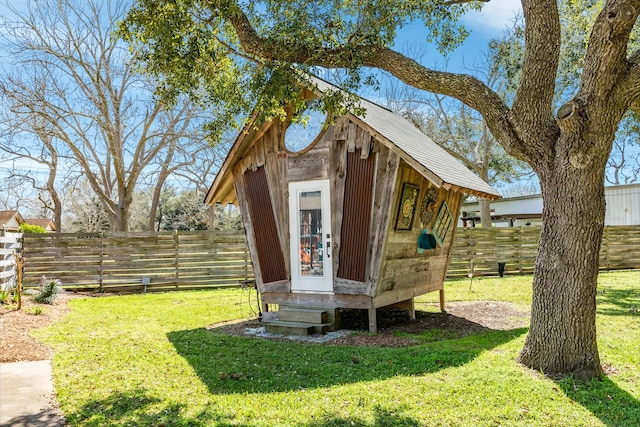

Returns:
205,77,499,333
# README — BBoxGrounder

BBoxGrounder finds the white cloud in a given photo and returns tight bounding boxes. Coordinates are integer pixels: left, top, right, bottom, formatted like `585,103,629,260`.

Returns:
461,0,522,35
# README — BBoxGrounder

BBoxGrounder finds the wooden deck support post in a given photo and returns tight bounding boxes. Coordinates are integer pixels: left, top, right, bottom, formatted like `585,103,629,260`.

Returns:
368,308,377,333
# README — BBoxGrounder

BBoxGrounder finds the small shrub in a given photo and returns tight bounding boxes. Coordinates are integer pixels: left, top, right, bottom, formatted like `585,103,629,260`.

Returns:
27,306,44,315
19,223,47,233
0,290,9,304
34,277,62,304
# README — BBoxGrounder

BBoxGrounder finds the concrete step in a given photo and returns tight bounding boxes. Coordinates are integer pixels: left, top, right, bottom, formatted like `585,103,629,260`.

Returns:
278,307,328,324
264,320,330,336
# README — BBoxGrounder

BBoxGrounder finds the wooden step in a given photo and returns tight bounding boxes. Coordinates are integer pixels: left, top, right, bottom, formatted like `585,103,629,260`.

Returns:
278,307,328,324
264,320,329,336
281,305,341,332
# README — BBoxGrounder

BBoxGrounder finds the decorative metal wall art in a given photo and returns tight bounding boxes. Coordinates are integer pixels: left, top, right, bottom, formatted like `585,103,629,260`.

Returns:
420,186,438,227
432,201,453,246
395,183,420,230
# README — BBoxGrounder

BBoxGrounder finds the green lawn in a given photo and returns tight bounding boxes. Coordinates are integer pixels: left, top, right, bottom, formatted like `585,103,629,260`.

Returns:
36,271,640,426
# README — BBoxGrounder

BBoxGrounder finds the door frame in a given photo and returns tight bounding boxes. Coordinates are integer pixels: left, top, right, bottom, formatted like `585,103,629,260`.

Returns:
288,179,333,293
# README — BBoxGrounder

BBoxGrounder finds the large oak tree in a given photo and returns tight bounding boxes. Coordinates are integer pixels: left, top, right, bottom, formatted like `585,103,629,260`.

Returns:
120,0,640,379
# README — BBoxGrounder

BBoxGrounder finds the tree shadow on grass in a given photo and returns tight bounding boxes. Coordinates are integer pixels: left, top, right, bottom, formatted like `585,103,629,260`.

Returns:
596,287,640,317
558,375,640,427
167,318,527,396
62,387,235,427
65,388,433,427
305,406,423,427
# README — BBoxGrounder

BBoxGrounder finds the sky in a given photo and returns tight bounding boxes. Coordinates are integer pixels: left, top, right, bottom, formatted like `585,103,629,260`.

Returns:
459,0,522,60
393,0,522,73
462,0,522,35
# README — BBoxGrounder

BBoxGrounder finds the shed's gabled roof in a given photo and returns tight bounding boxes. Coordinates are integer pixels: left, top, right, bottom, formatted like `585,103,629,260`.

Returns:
206,76,500,205
312,78,499,200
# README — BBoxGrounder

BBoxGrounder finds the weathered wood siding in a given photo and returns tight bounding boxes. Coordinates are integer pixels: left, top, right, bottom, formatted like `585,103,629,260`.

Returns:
377,161,463,297
227,115,469,308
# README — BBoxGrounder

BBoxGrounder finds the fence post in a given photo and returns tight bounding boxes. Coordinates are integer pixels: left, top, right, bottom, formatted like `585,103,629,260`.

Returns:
99,231,104,290
518,228,523,274
244,238,250,281
602,227,609,271
174,229,179,288
0,232,6,288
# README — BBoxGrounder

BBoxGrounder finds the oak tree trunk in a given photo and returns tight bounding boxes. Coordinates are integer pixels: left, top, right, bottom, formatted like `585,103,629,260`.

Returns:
519,136,607,379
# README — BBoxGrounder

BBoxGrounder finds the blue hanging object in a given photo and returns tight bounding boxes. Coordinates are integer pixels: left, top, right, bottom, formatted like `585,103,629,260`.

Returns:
417,229,437,253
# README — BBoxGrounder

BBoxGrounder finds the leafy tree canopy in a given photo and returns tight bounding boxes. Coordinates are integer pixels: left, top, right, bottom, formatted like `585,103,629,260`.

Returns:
118,0,481,137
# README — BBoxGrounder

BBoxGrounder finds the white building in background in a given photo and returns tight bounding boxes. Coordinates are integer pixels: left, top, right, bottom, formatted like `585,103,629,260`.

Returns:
460,183,640,227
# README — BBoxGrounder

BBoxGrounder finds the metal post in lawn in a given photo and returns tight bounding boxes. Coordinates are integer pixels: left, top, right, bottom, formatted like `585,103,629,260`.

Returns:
468,257,475,290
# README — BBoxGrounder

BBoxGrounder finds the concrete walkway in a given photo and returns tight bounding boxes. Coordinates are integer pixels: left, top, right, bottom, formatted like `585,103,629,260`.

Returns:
0,360,66,426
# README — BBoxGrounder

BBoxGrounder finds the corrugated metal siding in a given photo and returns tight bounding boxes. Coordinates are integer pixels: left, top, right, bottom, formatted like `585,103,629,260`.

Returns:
461,184,640,226
337,150,376,282
605,185,640,225
244,168,288,283
495,198,544,216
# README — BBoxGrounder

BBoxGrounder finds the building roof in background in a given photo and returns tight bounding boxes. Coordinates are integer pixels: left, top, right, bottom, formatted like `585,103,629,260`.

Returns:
461,183,640,226
0,210,24,231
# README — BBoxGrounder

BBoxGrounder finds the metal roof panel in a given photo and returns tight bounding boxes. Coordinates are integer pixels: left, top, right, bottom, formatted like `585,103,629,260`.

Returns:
311,77,500,199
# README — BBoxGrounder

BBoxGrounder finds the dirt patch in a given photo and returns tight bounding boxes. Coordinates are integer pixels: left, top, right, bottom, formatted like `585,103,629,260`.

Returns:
210,301,530,348
0,292,85,362
445,301,530,331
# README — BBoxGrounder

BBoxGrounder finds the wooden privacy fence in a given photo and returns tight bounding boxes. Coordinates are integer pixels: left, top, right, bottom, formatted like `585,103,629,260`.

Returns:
19,226,640,290
447,225,640,278
22,231,252,291
0,232,22,290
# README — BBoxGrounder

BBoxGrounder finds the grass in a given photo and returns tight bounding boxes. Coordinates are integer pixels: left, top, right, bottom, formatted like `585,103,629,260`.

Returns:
36,271,640,426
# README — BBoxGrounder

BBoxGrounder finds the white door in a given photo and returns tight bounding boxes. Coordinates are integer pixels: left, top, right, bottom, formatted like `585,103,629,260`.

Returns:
288,180,333,293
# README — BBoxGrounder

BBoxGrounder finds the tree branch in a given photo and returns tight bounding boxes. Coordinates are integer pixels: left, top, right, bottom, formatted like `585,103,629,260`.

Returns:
217,1,531,162
584,0,640,102
443,0,489,4
510,0,560,167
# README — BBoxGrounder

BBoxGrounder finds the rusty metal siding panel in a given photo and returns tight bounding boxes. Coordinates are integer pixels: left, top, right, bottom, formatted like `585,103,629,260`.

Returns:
244,167,287,283
337,150,376,282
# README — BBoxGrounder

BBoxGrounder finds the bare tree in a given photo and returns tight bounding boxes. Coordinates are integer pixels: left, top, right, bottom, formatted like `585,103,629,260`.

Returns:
606,114,640,185
0,0,217,232
383,44,532,227
0,106,71,231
